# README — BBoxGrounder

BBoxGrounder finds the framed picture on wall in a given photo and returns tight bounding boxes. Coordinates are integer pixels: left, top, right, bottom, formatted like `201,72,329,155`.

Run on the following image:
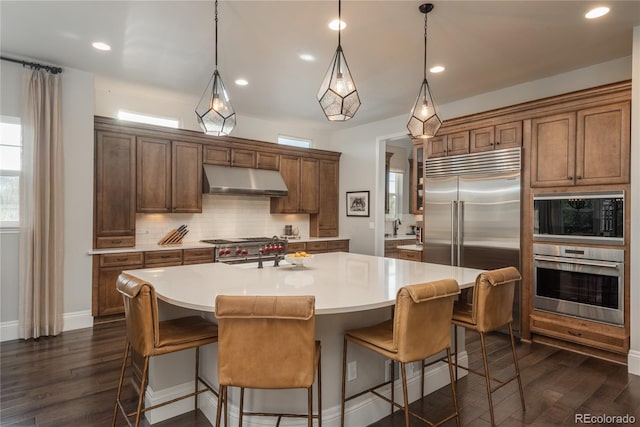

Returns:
346,191,370,217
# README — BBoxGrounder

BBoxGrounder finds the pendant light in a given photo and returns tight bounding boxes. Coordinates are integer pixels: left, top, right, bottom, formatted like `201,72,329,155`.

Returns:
407,3,442,139
195,0,236,136
317,0,361,121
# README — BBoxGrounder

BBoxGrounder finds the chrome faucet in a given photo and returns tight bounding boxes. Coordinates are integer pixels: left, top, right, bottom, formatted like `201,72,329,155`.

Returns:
392,218,402,236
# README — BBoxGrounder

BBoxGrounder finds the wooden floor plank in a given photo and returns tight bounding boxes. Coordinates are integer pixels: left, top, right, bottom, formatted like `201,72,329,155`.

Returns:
1,322,638,426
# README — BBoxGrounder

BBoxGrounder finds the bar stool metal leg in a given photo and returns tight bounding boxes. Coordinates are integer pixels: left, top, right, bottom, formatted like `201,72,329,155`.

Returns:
479,332,496,426
446,348,461,427
509,324,526,411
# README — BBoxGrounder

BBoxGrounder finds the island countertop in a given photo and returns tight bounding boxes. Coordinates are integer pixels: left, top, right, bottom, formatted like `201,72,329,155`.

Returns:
124,252,484,315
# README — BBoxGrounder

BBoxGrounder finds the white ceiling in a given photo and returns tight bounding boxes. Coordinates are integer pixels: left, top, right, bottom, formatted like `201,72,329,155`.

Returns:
2,1,639,129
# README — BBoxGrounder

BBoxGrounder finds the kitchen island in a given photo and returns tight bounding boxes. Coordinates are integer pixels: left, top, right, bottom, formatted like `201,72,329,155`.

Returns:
124,252,485,426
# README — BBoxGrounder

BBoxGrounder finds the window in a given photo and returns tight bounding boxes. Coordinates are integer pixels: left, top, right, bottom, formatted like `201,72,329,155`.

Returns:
386,172,403,219
0,117,21,227
278,135,311,149
117,111,179,128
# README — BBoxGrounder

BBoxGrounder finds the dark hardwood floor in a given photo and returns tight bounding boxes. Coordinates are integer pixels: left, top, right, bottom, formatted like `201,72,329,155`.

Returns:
1,321,639,426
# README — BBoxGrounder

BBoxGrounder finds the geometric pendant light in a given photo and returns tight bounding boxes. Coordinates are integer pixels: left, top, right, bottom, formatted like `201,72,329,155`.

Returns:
317,0,361,121
407,3,442,139
195,0,236,136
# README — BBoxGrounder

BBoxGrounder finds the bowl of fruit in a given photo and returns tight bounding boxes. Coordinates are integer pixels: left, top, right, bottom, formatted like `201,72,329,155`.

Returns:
284,251,314,267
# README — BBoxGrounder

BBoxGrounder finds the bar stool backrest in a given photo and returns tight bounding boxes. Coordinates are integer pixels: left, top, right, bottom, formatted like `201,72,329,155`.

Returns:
215,295,316,389
472,267,522,333
116,273,159,357
393,279,460,362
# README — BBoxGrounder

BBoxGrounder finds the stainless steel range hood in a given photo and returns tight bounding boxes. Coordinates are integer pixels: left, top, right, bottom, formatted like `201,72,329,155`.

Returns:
202,164,288,196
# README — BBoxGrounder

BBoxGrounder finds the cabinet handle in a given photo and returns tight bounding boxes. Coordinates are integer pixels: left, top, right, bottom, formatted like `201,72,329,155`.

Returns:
161,255,170,258
567,176,573,180
112,240,122,244
116,257,127,262
567,330,582,337
495,141,500,145
576,176,582,180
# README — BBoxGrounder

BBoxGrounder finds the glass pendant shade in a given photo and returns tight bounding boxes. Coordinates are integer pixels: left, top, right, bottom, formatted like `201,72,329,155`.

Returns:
317,45,361,121
196,69,236,136
407,78,441,139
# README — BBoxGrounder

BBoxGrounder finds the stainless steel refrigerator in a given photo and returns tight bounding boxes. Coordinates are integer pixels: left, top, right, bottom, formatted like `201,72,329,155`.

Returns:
423,147,522,333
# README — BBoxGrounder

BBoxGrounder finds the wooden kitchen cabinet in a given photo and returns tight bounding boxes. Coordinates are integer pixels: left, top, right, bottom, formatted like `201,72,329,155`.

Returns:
286,239,349,254
310,159,339,237
530,101,630,187
270,156,319,214
94,131,137,248
92,252,143,317
137,139,202,213
256,151,280,170
137,137,172,213
172,141,203,213
384,239,416,258
470,121,522,153
144,250,183,266
203,145,256,168
426,131,469,158
183,248,215,265
398,248,423,261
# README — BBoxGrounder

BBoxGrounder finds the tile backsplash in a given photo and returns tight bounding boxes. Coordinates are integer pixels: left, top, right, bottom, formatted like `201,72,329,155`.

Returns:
135,194,310,245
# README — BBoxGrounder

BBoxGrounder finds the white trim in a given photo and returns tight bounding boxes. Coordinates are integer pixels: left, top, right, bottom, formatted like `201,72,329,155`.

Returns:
196,353,468,427
0,310,93,342
628,350,640,376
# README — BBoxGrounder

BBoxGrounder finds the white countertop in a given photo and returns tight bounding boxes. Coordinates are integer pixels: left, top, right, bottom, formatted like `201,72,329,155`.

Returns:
124,252,484,315
385,235,417,241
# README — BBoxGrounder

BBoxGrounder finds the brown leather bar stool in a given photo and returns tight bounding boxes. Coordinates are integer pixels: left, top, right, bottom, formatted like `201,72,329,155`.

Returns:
451,266,525,426
214,295,321,427
112,273,218,427
341,279,461,427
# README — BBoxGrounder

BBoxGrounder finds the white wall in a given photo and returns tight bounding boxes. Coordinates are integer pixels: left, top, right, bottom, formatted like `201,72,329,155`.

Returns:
0,61,94,340
94,76,333,148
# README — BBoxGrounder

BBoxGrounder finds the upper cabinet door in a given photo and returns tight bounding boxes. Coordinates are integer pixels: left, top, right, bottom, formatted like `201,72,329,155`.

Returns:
469,126,495,152
530,112,576,187
271,155,300,213
299,158,319,213
137,137,172,213
495,121,522,149
576,101,630,186
447,131,470,156
427,135,447,158
94,131,136,248
172,141,203,213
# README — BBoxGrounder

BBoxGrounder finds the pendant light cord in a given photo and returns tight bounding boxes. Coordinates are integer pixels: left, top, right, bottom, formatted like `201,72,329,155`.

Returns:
215,0,219,69
338,0,342,47
423,11,428,80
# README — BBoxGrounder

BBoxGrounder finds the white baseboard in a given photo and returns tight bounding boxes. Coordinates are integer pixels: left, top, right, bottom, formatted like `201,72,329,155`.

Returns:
628,350,640,376
193,353,469,427
0,310,93,342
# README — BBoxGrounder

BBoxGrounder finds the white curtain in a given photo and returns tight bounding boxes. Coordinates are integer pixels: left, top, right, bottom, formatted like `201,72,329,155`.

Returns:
18,68,64,339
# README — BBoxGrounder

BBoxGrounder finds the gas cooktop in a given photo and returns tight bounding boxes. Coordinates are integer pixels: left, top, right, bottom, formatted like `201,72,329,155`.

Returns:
200,236,279,245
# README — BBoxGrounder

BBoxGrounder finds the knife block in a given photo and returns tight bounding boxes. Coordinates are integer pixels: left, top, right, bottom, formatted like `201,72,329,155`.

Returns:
158,225,188,245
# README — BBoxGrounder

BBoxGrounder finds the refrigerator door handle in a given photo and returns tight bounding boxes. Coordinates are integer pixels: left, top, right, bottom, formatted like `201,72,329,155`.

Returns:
451,200,457,265
458,201,464,266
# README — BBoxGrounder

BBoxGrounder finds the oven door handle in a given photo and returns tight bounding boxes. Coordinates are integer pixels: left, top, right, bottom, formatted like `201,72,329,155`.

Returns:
533,254,621,269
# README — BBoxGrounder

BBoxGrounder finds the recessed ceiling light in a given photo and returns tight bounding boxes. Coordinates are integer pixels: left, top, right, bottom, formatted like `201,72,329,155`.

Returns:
92,41,111,51
235,79,248,86
299,53,315,62
585,6,610,19
430,65,445,73
329,19,346,31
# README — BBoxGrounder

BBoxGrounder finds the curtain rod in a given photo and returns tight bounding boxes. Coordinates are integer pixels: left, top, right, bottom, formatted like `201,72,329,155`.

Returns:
1,56,62,75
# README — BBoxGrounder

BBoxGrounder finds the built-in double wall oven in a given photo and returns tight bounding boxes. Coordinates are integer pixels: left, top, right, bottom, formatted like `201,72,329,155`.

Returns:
532,191,626,326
